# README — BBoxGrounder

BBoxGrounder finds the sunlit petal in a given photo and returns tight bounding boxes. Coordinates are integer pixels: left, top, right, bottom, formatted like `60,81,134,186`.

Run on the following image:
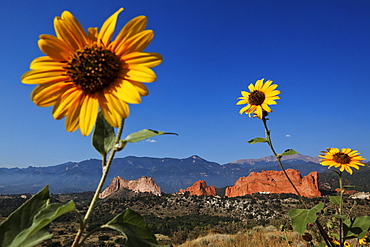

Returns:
38,34,72,61
110,16,147,51
98,8,124,46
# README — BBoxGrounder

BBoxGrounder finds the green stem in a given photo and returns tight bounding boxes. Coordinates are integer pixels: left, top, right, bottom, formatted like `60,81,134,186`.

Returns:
261,117,334,247
71,119,125,247
262,118,308,208
339,171,344,247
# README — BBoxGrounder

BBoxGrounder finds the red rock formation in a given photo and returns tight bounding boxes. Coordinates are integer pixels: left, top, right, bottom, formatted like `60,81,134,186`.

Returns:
180,180,216,196
99,176,161,199
225,169,321,198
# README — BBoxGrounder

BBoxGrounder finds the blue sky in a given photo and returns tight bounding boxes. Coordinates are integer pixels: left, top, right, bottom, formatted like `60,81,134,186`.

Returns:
1,0,369,168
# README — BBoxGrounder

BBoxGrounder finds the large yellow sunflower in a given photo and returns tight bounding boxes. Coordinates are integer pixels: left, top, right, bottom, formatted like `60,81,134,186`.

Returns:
319,148,365,175
22,8,162,136
236,78,280,119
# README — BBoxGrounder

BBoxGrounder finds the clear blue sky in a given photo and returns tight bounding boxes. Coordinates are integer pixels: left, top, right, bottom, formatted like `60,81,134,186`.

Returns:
1,0,369,168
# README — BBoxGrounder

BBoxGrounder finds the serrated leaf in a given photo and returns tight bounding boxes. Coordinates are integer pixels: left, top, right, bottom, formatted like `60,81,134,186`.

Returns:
247,137,268,144
101,209,167,247
288,203,324,235
122,129,177,144
0,186,76,247
92,111,115,156
280,149,298,156
343,216,370,239
329,195,340,205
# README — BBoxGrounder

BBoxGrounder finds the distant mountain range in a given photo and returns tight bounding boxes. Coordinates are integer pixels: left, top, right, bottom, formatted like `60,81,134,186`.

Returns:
0,154,332,194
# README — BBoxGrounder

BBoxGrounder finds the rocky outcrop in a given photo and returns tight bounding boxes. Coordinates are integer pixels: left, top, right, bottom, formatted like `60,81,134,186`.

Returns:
225,169,321,198
99,176,161,199
179,180,216,196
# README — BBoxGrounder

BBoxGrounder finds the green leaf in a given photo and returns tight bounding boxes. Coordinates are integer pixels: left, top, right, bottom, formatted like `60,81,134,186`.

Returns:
0,186,76,247
343,216,370,239
247,137,268,144
288,203,324,235
329,195,340,205
317,243,327,247
343,185,362,189
122,129,177,144
92,111,115,156
280,149,298,156
333,214,347,220
102,209,167,247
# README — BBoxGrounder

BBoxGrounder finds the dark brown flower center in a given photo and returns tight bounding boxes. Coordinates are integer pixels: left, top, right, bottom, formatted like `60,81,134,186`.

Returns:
248,90,266,105
333,152,351,164
67,45,121,93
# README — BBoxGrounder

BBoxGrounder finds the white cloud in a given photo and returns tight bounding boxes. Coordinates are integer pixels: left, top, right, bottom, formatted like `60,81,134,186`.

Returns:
286,134,291,138
146,139,157,143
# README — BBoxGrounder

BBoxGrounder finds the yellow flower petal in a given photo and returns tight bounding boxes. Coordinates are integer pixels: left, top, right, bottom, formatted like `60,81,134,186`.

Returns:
54,17,82,51
121,65,157,83
65,93,83,132
110,15,148,51
38,34,72,61
60,11,88,46
98,8,124,46
123,52,163,68
129,81,149,96
255,79,263,90
115,30,154,56
255,106,263,119
111,79,141,104
79,95,99,136
261,104,272,112
22,70,69,84
52,88,82,120
104,92,130,119
31,82,71,107
98,95,124,127
30,56,66,70
247,83,255,92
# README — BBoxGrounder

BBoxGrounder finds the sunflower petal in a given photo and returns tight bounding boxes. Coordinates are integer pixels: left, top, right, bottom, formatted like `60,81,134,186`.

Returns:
248,83,255,92
261,80,273,91
54,17,82,51
30,56,66,70
31,82,72,107
121,65,156,83
98,8,124,46
111,79,141,104
38,34,72,61
104,92,130,119
255,106,263,119
65,93,84,132
115,30,154,56
61,11,88,46
22,70,69,85
98,95,123,127
261,104,272,112
129,81,149,96
123,52,163,68
79,95,99,136
255,79,264,90
52,88,82,120
110,16,147,51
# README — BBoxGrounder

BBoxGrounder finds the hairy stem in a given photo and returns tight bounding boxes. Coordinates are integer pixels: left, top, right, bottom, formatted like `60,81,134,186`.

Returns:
71,119,125,247
339,172,344,247
261,117,334,247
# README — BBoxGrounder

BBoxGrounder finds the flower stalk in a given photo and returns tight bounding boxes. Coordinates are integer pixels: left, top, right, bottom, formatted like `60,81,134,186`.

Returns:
71,119,125,247
261,116,334,247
